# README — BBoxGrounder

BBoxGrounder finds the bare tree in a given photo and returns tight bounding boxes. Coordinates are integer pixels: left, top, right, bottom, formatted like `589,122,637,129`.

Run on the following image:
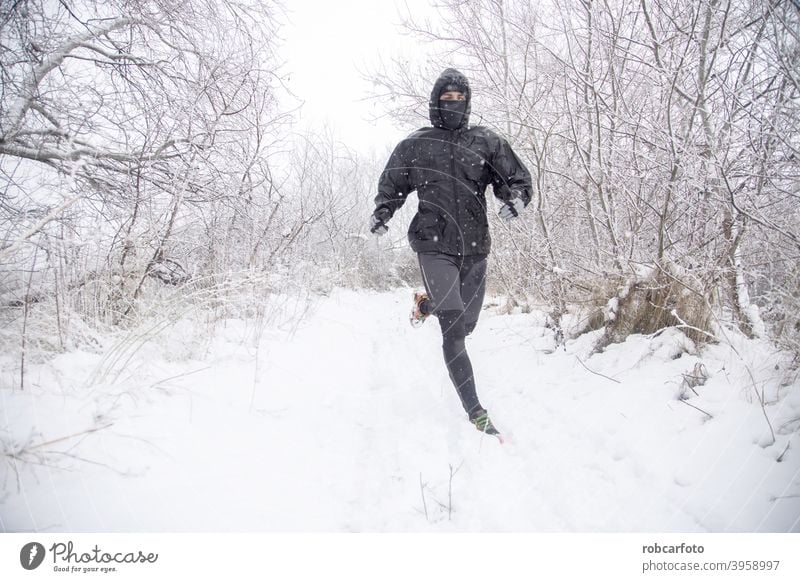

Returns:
0,0,292,362
367,0,800,348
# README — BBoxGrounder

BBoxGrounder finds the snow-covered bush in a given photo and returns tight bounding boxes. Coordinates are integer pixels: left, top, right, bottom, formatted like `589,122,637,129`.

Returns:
592,262,712,353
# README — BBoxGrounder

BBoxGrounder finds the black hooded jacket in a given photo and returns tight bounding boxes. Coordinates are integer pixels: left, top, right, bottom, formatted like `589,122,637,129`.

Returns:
374,68,532,256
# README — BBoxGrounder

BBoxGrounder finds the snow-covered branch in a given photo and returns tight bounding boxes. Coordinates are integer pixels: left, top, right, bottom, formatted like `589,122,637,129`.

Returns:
1,17,147,141
0,141,188,165
0,195,82,262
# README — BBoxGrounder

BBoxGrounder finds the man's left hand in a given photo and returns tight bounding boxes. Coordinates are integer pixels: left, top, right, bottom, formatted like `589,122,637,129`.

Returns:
499,196,525,221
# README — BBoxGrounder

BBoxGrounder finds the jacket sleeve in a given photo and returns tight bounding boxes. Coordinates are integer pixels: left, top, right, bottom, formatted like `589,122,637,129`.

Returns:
489,137,533,206
374,139,413,218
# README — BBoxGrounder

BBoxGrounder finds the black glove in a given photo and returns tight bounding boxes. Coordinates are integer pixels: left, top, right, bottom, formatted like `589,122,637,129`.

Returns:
499,195,525,220
370,207,391,236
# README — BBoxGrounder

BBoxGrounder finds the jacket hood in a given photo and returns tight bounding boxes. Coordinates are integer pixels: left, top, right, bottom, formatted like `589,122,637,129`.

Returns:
429,68,471,129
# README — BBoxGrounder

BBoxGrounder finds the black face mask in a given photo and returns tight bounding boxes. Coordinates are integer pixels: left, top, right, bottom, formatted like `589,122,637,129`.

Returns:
438,99,467,130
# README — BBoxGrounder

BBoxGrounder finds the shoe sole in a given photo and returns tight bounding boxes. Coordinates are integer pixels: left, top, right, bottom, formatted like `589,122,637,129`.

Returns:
410,292,428,328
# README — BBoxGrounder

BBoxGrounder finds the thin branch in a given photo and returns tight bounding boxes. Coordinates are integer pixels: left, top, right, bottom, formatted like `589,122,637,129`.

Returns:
575,355,621,383
419,473,429,521
678,398,714,419
27,423,114,451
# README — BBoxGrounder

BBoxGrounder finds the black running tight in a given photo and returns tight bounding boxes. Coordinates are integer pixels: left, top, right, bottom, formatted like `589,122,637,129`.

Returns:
437,309,483,417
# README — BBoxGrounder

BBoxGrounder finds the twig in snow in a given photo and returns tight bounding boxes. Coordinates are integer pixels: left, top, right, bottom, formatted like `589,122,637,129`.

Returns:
678,399,714,419
448,462,463,521
149,366,211,389
419,473,429,522
681,362,709,398
770,494,800,501
27,423,114,450
776,440,791,463
575,355,621,384
46,450,130,476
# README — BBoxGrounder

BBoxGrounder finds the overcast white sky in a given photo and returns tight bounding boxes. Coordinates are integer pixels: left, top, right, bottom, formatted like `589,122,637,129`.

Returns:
281,0,436,154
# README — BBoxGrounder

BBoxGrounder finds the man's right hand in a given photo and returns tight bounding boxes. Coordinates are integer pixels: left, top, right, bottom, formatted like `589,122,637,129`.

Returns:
370,207,391,236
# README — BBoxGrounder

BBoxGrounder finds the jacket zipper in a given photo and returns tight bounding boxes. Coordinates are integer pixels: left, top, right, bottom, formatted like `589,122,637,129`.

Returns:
448,131,461,255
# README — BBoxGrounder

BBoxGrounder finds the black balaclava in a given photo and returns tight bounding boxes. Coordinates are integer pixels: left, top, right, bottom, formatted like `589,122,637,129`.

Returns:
439,98,468,130
429,68,471,130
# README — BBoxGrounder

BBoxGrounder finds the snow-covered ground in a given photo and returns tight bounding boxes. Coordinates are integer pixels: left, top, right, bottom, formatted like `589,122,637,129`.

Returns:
2,288,799,532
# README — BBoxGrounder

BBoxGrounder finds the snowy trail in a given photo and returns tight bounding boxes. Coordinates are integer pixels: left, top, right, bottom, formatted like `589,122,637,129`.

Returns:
2,289,799,532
